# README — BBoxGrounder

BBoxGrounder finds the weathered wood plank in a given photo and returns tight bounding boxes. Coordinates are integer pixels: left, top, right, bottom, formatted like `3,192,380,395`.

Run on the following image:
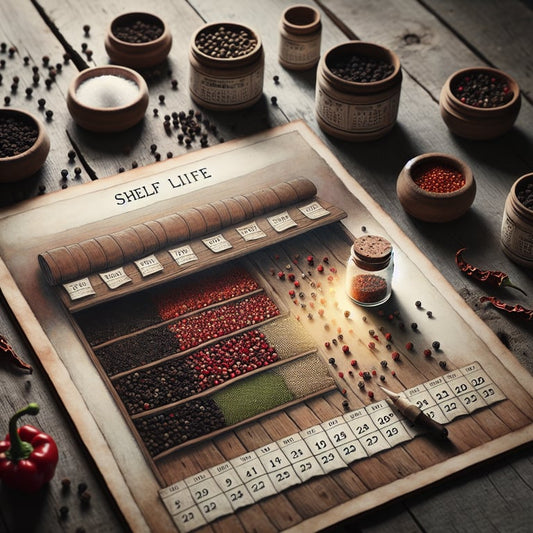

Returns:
0,296,126,533
422,0,533,100
0,0,92,205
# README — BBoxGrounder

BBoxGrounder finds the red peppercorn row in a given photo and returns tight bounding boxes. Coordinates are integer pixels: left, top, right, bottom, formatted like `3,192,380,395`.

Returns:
168,293,280,351
38,177,318,285
155,264,259,320
113,329,279,415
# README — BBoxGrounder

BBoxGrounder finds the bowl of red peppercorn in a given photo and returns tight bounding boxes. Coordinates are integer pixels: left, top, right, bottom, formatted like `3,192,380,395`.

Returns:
0,108,50,183
396,152,476,222
439,67,521,140
105,12,172,68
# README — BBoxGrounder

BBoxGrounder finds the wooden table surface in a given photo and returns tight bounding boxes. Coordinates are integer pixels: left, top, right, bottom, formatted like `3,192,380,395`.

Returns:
0,0,532,532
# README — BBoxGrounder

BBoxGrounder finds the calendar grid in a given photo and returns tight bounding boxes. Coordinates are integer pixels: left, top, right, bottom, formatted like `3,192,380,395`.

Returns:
159,361,505,532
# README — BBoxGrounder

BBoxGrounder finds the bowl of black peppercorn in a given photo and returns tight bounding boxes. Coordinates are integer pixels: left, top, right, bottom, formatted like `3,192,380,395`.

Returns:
105,12,172,68
0,108,50,183
439,66,521,140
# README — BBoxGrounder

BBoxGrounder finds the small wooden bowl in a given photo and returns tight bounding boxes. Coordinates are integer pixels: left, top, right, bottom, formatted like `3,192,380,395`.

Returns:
105,12,172,68
396,153,476,222
67,66,149,133
439,67,521,140
0,109,50,183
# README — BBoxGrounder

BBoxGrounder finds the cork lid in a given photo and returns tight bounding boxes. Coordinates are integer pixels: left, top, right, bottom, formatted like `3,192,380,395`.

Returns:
352,235,392,263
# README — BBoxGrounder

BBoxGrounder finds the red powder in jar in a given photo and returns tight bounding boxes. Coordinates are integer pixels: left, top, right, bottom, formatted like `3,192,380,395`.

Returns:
413,164,465,193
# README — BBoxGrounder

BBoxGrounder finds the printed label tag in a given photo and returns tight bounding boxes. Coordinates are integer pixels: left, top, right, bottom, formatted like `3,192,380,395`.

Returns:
267,211,297,232
202,234,232,253
134,254,164,277
169,245,198,266
236,221,267,241
63,278,95,300
99,267,131,289
299,201,330,219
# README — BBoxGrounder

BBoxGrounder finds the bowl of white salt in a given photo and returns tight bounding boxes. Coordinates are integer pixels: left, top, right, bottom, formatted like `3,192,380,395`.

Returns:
67,65,149,132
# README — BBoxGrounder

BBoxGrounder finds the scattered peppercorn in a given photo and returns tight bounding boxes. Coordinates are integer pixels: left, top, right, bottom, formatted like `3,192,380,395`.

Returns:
432,340,441,350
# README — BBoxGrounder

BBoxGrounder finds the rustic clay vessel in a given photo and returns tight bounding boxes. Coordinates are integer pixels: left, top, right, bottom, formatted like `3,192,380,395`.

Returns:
501,172,533,268
315,41,402,141
189,22,264,111
105,12,172,68
396,152,476,222
67,65,149,133
439,66,521,140
0,108,50,183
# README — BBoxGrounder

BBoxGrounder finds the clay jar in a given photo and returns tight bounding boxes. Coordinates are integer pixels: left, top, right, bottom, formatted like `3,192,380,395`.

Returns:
105,12,172,68
278,4,322,70
315,41,402,141
501,172,533,268
189,22,264,111
439,67,521,140
0,109,50,183
396,152,476,223
67,66,149,133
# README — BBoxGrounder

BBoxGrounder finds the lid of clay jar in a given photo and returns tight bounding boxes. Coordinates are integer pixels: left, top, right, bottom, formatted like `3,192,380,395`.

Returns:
352,235,392,263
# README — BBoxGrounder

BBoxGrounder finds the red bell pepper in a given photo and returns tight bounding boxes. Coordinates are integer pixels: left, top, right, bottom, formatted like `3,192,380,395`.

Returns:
0,403,58,492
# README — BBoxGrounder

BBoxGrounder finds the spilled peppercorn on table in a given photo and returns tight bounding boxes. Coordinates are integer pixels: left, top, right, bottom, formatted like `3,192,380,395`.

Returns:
0,1,532,532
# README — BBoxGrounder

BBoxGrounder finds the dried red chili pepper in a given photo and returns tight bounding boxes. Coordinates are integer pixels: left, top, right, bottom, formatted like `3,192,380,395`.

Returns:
0,334,32,373
455,248,527,295
480,296,533,321
0,403,59,492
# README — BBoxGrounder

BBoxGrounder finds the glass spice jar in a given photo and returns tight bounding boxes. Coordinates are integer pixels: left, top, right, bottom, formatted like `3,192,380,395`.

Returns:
345,235,394,307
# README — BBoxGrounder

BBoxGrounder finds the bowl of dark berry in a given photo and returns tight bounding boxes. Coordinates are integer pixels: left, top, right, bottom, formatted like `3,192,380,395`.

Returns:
0,109,50,183
105,12,172,68
67,65,149,132
396,152,476,222
439,67,521,140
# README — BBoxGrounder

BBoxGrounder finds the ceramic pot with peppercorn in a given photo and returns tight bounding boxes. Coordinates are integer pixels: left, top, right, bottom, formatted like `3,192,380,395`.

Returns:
439,66,521,140
0,109,50,183
315,41,402,141
396,152,476,223
189,22,264,111
501,172,533,268
105,12,172,69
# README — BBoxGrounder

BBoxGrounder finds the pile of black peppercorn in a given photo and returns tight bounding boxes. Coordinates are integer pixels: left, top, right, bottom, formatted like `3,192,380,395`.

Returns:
516,180,533,210
451,72,513,108
134,398,226,456
195,25,257,58
328,54,394,82
0,115,38,157
112,19,164,43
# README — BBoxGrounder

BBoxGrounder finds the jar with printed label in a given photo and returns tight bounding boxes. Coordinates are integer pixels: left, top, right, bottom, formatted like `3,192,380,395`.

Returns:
315,41,402,141
278,4,321,71
189,22,264,111
345,235,394,307
501,172,533,268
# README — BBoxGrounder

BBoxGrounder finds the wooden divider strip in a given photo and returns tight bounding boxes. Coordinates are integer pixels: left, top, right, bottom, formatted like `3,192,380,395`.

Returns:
37,178,318,286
